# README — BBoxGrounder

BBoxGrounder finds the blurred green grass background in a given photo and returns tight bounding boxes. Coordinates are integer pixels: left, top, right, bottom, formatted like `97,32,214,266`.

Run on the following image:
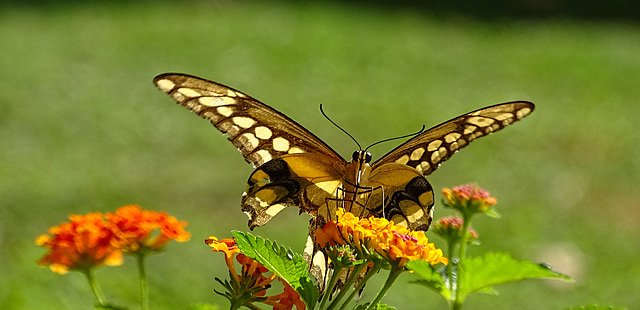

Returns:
2,1,639,309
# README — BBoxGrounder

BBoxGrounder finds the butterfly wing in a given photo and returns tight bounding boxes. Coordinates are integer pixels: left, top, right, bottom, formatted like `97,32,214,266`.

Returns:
153,73,347,228
372,101,534,173
155,73,351,294
154,73,345,167
367,101,534,230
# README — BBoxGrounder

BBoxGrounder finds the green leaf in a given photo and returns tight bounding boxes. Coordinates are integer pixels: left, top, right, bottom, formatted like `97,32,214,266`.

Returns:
406,259,451,300
232,231,319,308
458,252,573,301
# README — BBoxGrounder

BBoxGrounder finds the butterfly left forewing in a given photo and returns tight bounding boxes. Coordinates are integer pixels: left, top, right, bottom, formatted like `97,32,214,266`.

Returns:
154,73,344,168
154,73,348,231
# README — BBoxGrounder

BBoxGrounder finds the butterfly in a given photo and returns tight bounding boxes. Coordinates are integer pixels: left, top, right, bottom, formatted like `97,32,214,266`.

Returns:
153,73,534,282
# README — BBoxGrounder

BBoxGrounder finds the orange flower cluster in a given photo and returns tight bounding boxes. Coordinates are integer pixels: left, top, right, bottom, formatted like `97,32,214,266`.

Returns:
107,205,191,253
36,205,190,274
206,237,306,310
36,212,123,274
315,209,448,268
442,184,497,214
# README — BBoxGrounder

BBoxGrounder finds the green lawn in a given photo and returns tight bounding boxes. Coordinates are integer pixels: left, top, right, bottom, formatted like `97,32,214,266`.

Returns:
2,1,639,309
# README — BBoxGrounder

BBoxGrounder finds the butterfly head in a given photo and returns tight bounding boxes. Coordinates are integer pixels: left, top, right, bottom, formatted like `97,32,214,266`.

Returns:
352,150,372,164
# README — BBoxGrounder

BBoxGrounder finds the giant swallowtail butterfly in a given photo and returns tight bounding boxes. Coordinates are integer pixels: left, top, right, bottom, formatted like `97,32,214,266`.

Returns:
154,73,533,279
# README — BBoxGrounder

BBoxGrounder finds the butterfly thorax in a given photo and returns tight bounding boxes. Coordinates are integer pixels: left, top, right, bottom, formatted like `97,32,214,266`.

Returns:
339,151,374,215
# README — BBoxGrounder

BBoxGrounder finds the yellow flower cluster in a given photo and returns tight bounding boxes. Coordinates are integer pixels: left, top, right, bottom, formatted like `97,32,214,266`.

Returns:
315,209,448,268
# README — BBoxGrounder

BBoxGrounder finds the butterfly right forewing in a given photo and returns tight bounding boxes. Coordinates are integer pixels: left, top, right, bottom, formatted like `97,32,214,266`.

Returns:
373,101,535,175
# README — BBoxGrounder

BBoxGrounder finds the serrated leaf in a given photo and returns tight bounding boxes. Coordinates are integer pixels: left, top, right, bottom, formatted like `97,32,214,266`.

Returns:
232,231,318,308
459,252,573,300
406,259,450,300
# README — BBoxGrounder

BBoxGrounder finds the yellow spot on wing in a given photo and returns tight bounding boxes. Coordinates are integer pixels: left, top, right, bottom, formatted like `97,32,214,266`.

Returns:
467,116,495,127
288,147,304,154
272,137,290,152
444,132,461,143
177,87,200,97
265,204,286,216
156,79,175,92
199,96,235,107
517,107,532,119
217,106,233,117
254,126,273,140
410,148,425,161
463,125,477,135
494,113,514,121
237,133,260,151
233,117,256,128
396,154,409,165
427,140,442,152
253,150,272,165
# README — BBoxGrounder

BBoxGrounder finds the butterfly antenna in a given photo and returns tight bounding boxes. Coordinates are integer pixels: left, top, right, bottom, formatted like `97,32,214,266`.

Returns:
320,104,362,150
364,125,426,152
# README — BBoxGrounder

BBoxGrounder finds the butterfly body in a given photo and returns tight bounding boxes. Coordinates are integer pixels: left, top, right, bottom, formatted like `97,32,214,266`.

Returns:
153,73,534,234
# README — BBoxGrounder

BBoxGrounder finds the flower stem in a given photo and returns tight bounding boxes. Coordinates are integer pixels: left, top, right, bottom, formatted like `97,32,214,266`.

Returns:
319,265,344,310
451,214,473,310
338,262,381,310
326,263,368,310
83,268,107,306
365,266,402,310
136,252,149,310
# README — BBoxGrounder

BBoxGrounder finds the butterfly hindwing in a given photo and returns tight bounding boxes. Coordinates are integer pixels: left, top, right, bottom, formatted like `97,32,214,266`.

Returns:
366,163,434,231
372,101,535,175
242,153,344,229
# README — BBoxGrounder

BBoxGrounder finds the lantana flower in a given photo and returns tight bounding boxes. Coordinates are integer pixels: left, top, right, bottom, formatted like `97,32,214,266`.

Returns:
107,205,191,254
432,216,479,245
315,208,448,268
442,184,498,218
35,212,123,274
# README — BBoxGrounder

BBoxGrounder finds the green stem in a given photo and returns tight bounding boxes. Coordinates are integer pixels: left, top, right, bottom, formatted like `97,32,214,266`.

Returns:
451,214,473,310
326,263,368,310
446,239,456,294
136,252,149,310
318,265,345,310
83,268,107,306
338,262,382,310
457,215,472,260
364,266,403,310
